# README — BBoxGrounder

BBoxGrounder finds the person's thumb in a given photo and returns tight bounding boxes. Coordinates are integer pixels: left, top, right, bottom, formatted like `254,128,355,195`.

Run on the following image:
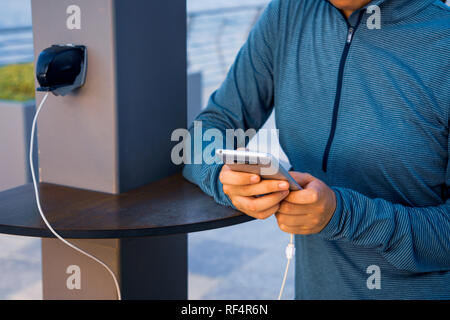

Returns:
289,171,316,188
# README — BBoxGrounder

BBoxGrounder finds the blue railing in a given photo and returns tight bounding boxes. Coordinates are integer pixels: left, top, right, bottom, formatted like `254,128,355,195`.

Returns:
187,4,264,92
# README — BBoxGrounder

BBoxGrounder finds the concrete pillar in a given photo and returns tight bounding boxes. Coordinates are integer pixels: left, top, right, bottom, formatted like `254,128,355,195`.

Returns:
31,0,188,299
32,0,187,194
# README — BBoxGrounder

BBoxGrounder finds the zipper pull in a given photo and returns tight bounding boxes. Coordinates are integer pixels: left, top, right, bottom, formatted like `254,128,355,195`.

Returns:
347,27,355,44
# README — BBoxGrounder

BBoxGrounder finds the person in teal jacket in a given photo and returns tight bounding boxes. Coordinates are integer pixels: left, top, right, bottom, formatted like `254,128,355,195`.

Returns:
183,0,450,299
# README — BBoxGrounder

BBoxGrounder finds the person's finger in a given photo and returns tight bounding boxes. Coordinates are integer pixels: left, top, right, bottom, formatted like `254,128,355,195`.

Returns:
277,201,316,215
277,221,314,235
253,203,281,220
275,212,315,227
220,165,260,186
234,190,289,214
224,179,289,196
289,171,316,188
284,180,322,204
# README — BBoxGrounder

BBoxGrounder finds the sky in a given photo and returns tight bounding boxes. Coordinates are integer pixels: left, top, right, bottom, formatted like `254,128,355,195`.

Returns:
0,0,31,28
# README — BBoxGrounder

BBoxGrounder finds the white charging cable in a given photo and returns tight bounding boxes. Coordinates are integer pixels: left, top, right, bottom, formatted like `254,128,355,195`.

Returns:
30,92,122,300
277,233,295,300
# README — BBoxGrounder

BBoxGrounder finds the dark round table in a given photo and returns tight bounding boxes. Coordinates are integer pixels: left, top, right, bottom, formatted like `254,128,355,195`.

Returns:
0,173,254,299
0,173,253,238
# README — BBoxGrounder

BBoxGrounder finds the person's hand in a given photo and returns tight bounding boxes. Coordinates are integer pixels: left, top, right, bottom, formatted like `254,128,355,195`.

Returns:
219,165,290,219
275,172,337,235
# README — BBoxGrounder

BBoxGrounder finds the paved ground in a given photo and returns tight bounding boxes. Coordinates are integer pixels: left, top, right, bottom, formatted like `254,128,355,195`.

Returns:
0,215,294,300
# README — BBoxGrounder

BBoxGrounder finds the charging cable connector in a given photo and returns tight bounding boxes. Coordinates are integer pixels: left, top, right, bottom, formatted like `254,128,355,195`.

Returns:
285,242,295,260
277,233,295,300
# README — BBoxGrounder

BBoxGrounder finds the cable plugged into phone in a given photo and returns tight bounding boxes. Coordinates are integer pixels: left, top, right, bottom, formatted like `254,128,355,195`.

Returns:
216,149,297,299
32,44,121,300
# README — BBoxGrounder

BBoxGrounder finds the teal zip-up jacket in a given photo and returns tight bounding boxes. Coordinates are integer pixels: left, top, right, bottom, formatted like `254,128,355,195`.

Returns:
183,0,450,299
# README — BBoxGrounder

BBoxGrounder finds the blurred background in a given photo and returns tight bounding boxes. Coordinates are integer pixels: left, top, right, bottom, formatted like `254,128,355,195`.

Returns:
0,0,294,300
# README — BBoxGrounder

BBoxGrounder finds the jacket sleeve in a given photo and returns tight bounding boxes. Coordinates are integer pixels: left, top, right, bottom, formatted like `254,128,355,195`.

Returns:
182,0,281,205
319,134,450,273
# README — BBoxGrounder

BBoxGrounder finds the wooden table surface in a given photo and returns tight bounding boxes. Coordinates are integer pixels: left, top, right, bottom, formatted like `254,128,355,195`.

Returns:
0,173,253,239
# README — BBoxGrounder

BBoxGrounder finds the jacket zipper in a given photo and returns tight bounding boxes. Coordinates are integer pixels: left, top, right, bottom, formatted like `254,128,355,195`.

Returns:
321,16,363,173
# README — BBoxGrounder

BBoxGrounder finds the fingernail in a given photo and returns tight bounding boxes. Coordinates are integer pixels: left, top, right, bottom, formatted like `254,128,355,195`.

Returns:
251,175,260,183
278,182,289,189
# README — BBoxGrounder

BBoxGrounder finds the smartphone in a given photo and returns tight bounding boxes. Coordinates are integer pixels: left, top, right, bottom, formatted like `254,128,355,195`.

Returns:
215,149,302,191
